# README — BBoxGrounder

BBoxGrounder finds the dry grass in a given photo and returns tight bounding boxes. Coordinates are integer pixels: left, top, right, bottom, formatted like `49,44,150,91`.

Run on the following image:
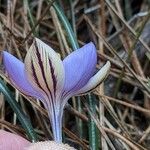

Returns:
0,0,150,149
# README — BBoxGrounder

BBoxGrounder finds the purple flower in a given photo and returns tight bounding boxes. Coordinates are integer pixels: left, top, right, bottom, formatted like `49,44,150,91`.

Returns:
3,38,110,143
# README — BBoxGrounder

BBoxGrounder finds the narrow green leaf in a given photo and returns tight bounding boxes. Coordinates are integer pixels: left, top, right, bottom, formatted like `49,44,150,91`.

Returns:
52,1,79,50
88,94,99,150
0,79,37,142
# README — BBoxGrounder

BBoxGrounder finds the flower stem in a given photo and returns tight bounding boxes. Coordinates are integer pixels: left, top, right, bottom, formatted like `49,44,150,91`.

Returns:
48,110,63,143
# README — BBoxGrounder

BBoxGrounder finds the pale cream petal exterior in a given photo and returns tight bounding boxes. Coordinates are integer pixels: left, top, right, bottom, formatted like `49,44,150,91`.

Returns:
77,61,111,94
24,38,64,103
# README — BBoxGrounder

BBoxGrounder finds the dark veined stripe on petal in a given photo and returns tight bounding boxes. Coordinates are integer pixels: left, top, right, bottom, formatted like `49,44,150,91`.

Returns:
24,38,65,104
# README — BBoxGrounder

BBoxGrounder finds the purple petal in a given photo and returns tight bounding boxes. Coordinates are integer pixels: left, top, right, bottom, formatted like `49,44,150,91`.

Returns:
3,51,43,99
63,42,97,95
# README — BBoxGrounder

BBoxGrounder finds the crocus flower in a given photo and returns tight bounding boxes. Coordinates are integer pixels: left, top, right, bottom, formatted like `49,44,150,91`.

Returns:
3,38,110,142
0,130,30,150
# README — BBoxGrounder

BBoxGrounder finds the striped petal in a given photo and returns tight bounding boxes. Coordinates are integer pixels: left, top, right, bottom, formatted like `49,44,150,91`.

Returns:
77,61,111,94
25,38,64,102
24,38,64,142
0,130,30,150
3,51,42,99
62,42,97,96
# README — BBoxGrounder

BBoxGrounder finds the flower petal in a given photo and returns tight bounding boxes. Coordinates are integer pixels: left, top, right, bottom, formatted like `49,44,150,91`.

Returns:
3,51,42,99
63,42,97,95
77,61,111,94
24,38,65,142
0,130,30,150
24,38,65,102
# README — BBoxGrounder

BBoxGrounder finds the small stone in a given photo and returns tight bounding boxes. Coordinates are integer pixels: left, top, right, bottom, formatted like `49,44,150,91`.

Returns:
26,141,77,150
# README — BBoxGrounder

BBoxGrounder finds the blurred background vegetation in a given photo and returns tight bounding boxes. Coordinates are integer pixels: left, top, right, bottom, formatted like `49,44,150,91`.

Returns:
0,0,150,149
